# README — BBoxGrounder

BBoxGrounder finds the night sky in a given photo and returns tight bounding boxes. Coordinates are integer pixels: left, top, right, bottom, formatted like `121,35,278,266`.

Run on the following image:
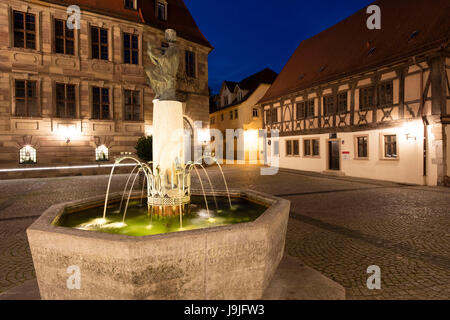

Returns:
186,0,374,93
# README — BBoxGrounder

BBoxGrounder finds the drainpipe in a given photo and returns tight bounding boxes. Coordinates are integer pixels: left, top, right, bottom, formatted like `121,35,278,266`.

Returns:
413,56,428,184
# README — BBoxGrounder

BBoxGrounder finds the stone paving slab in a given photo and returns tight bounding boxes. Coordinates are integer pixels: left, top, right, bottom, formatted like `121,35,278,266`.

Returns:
0,255,344,300
0,166,449,299
262,255,345,300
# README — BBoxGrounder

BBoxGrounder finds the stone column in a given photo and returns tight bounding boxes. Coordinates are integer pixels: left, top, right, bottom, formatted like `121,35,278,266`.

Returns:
152,99,185,188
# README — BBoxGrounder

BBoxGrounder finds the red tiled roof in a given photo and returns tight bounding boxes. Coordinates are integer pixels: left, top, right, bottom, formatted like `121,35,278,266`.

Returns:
260,0,450,103
41,0,212,49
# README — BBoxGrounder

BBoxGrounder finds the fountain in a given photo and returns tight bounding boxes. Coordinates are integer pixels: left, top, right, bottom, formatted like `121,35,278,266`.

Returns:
26,29,290,300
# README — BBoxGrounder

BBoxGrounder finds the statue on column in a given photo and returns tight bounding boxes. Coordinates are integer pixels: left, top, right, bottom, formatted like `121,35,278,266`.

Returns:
145,29,180,101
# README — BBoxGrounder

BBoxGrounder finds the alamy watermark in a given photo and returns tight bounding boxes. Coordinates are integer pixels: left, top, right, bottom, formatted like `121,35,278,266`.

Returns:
366,5,381,30
366,265,381,290
66,265,81,290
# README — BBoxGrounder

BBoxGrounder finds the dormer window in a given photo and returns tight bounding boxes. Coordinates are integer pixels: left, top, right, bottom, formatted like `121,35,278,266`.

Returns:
124,0,136,10
157,1,167,21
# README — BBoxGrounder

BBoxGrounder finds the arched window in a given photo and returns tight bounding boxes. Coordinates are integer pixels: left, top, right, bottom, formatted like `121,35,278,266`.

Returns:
95,145,109,161
19,145,37,164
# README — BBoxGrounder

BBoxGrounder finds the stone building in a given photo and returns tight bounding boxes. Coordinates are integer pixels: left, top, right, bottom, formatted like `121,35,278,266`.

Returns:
209,68,277,164
258,0,450,186
0,0,212,170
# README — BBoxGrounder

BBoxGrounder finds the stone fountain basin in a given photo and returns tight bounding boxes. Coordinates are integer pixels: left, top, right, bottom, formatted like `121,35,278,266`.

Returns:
27,189,290,300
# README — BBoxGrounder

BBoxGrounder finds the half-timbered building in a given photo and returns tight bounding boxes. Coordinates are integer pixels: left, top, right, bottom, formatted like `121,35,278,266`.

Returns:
258,0,450,186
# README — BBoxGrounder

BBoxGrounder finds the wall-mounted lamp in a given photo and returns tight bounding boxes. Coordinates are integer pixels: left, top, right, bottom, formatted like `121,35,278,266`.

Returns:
58,126,77,144
405,133,417,141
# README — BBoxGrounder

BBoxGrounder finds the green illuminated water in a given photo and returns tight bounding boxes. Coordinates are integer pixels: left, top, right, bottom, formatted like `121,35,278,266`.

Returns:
55,196,267,237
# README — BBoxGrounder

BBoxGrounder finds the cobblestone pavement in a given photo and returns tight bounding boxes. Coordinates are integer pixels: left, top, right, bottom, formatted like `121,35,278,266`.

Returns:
0,166,449,299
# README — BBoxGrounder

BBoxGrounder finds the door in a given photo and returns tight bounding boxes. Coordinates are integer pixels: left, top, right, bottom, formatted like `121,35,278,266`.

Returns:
328,140,340,171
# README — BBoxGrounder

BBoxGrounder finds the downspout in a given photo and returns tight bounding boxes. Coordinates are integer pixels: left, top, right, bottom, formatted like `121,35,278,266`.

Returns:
413,56,428,185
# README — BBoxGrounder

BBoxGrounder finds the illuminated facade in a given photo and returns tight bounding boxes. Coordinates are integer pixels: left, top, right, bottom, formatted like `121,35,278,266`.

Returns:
258,0,450,186
0,0,212,169
209,69,277,164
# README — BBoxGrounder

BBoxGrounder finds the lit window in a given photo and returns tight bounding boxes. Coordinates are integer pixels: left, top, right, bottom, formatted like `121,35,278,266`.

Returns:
95,145,109,161
19,146,37,164
156,1,167,21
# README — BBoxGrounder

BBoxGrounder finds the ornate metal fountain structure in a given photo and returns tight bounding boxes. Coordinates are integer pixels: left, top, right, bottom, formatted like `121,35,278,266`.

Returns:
102,29,230,219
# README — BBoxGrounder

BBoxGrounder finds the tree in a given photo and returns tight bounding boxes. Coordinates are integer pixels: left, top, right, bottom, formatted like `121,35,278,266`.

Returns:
135,136,153,162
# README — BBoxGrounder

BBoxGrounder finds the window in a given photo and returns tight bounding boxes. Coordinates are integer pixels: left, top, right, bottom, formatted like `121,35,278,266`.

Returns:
54,19,74,55
307,100,315,118
19,146,37,164
312,139,320,156
185,51,196,78
304,139,320,157
286,140,299,156
384,135,397,159
92,87,110,120
304,139,311,156
220,113,224,121
296,102,306,119
91,27,108,60
124,0,136,10
13,11,36,49
360,86,375,111
123,33,138,64
95,145,109,161
298,100,315,119
210,117,215,125
156,1,167,21
15,80,38,117
378,81,393,107
252,108,259,117
356,136,368,158
56,83,76,118
337,92,348,113
271,108,278,123
264,110,270,124
323,95,335,116
234,109,238,119
229,111,233,120
223,96,228,106
124,90,141,121
286,140,292,156
238,91,243,101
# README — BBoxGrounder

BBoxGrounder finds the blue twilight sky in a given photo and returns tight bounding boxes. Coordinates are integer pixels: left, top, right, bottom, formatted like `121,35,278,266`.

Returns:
185,0,374,94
